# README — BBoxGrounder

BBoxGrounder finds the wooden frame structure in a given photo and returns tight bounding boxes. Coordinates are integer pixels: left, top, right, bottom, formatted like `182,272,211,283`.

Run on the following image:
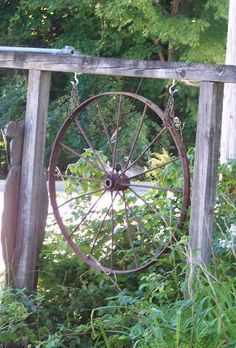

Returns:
0,46,233,289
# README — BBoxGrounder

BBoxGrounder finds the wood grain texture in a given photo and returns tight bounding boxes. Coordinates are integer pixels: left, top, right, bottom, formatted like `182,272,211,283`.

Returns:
189,82,223,265
1,121,24,285
0,50,236,82
1,165,21,284
13,70,51,290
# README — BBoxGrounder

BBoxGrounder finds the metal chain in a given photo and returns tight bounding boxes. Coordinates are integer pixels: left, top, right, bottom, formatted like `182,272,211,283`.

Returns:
164,81,182,132
68,73,80,113
165,92,175,120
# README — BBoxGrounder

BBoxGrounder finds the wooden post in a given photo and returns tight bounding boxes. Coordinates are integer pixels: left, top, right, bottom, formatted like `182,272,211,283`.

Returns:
220,0,236,163
188,82,223,267
1,121,24,285
13,70,51,290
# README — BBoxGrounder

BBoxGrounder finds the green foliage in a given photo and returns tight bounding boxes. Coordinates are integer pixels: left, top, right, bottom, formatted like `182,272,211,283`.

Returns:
0,0,228,63
206,0,229,20
147,148,183,188
0,0,228,175
1,161,236,346
0,130,7,178
55,139,188,271
0,287,44,345
214,161,236,251
95,0,209,60
66,148,106,194
0,73,27,177
0,73,27,129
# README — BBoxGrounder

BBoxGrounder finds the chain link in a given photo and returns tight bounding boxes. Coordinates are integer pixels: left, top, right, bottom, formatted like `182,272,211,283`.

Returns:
68,73,80,113
164,84,182,132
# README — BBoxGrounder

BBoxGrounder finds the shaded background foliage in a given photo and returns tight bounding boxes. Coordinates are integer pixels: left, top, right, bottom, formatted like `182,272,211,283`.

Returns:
0,0,228,176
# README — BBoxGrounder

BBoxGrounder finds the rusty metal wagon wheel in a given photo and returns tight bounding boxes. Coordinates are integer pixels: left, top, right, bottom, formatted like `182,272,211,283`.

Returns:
49,92,190,274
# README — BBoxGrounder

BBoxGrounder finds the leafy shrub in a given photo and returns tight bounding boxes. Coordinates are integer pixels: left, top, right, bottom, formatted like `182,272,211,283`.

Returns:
0,161,235,347
0,130,7,178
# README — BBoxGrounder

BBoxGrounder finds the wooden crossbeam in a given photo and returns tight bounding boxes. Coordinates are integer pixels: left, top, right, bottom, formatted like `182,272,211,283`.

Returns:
0,47,236,83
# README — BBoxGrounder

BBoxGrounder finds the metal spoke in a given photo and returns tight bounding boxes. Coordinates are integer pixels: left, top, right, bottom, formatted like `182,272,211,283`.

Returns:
117,191,156,246
124,104,147,169
112,95,122,174
96,100,113,155
60,143,105,174
54,173,104,183
48,91,191,274
120,189,183,258
110,191,115,269
56,188,104,209
69,189,106,238
118,126,166,178
75,118,108,173
128,156,181,180
128,187,168,226
122,191,139,267
127,182,182,193
88,191,118,257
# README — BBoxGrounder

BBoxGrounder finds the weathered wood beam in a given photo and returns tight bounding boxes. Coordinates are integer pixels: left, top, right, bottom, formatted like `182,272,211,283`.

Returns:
189,82,223,265
13,70,51,290
1,47,236,83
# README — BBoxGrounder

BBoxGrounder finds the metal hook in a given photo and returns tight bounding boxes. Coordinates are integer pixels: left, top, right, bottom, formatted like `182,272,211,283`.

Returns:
169,79,178,95
74,72,79,85
71,72,79,86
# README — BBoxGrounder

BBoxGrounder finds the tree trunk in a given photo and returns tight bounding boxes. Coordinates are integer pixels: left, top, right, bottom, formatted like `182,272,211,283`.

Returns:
168,0,180,61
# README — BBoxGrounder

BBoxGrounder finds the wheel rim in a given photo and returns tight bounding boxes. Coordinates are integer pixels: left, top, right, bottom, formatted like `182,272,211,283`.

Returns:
49,92,190,274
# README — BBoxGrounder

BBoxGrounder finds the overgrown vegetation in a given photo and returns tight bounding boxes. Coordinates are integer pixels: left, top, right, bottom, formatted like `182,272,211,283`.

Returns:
0,161,235,347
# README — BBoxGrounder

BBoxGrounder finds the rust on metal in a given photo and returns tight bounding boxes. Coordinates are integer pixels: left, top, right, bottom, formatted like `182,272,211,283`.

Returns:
48,91,190,274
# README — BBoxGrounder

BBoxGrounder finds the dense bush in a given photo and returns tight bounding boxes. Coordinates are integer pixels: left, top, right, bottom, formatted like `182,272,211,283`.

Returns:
0,161,235,347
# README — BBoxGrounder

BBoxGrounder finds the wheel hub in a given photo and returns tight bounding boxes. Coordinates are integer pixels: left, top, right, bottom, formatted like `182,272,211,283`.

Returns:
104,167,130,192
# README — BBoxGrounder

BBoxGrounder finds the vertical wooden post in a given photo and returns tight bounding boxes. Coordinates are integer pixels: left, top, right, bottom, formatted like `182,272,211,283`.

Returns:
220,0,236,163
1,121,24,285
13,70,51,290
189,82,223,266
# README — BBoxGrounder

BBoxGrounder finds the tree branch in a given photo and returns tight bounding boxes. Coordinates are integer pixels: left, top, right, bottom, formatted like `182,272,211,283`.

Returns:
168,0,180,61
